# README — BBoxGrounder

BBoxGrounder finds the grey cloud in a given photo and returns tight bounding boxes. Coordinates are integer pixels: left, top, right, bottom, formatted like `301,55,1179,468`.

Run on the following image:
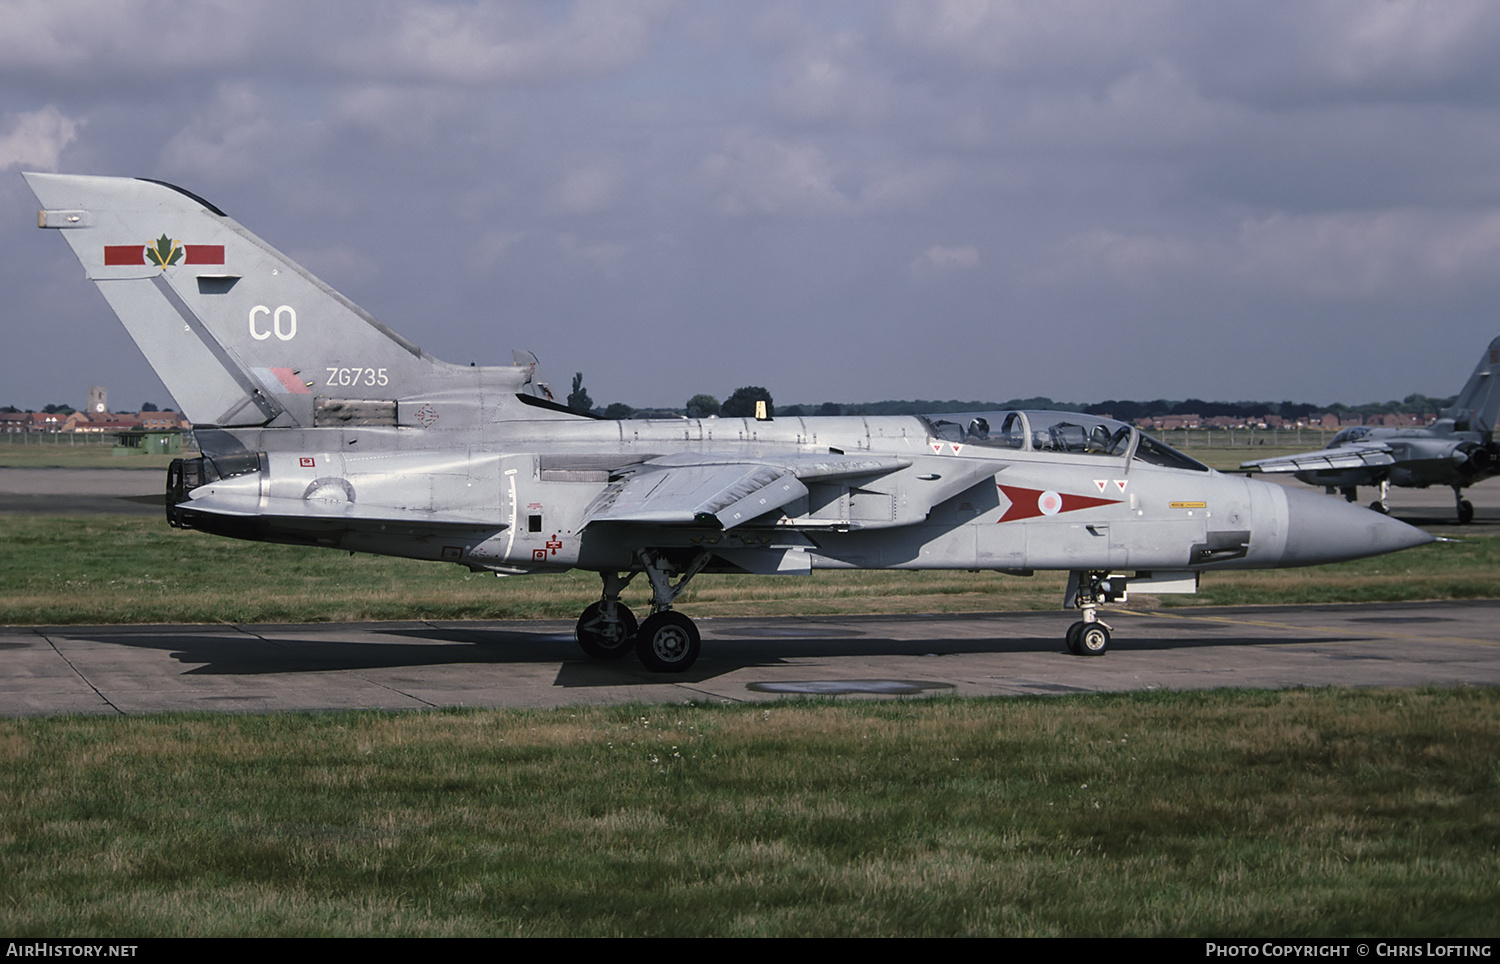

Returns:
328,0,675,85
7,0,1500,414
0,105,81,170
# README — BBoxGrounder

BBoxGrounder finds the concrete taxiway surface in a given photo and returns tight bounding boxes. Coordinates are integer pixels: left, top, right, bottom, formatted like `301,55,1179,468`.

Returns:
0,466,164,515
3,602,1498,716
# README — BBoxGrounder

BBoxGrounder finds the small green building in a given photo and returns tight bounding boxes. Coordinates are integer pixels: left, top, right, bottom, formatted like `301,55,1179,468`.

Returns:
112,430,183,456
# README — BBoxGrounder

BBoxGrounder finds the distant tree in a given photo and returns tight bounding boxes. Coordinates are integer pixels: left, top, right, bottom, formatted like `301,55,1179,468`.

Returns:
722,386,774,419
141,402,159,412
685,393,720,418
567,373,593,414
816,402,842,416
41,403,74,414
780,405,805,417
1402,393,1452,414
603,402,634,420
0,405,16,414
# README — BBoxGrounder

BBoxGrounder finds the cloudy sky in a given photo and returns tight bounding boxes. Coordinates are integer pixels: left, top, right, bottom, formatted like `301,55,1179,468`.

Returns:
5,0,1500,414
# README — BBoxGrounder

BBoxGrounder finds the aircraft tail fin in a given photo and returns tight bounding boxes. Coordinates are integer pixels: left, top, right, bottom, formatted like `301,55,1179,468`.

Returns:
24,173,453,429
1442,335,1500,436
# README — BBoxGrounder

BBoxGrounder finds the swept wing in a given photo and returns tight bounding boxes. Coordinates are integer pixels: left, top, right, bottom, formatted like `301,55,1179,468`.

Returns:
1241,443,1396,474
581,453,925,529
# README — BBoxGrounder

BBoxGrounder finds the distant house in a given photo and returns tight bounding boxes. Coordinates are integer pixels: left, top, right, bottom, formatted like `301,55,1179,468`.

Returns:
0,409,190,437
139,411,188,430
27,412,64,433
63,412,143,433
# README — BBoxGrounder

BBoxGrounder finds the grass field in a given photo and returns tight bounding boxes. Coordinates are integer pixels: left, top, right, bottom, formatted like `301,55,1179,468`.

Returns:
1,689,1495,937
0,438,179,470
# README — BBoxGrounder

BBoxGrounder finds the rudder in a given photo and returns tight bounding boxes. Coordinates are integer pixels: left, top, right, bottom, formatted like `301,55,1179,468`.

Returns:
1443,335,1500,435
25,173,444,428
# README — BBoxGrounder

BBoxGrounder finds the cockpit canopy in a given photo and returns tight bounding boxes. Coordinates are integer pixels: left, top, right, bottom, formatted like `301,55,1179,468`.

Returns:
921,410,1209,472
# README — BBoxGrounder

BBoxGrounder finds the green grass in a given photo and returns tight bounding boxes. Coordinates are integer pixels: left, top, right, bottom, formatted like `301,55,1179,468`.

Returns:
1189,446,1314,470
0,439,181,470
1,514,1497,625
1,689,1495,936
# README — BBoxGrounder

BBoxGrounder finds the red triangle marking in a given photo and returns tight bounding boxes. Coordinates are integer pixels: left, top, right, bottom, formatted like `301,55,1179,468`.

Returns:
997,484,1121,523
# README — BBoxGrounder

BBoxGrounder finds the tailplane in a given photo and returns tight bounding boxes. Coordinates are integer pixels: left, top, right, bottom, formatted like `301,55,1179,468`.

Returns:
1442,335,1500,436
25,173,459,428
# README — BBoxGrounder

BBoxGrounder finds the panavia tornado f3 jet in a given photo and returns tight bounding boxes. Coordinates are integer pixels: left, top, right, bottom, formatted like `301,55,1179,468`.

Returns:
1241,336,1500,523
25,173,1434,672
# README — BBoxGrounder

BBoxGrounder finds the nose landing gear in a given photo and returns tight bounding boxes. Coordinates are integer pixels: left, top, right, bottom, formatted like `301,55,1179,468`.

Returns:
1064,570,1124,656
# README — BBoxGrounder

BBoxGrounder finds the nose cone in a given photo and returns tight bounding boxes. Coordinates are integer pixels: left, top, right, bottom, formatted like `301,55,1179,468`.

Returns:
1279,486,1434,566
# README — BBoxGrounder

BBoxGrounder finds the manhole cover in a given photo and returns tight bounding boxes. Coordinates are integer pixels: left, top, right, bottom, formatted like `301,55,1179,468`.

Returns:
747,679,953,696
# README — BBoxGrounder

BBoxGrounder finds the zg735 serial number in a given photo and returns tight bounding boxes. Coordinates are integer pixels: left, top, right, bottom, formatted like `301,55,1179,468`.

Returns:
325,367,389,387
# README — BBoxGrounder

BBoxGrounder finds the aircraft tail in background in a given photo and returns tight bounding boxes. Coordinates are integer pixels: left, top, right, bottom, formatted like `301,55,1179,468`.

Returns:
1442,335,1500,436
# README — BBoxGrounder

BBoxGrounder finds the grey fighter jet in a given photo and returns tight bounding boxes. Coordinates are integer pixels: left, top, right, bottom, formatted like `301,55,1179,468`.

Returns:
25,173,1433,671
1241,337,1500,522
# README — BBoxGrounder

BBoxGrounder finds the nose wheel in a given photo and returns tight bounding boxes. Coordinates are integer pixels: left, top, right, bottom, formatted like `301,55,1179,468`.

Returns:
1064,570,1120,656
1455,486,1475,524
1066,620,1110,656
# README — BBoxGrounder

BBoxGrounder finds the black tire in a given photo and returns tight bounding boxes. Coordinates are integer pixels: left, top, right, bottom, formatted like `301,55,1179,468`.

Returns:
1369,501,1388,514
1065,621,1084,655
1076,623,1110,656
1458,499,1475,525
575,602,638,659
635,611,701,673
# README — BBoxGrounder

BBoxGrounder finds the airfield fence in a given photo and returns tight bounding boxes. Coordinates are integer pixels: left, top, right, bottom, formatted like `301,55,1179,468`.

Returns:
4,426,1322,451
2,431,115,446
1153,427,1332,449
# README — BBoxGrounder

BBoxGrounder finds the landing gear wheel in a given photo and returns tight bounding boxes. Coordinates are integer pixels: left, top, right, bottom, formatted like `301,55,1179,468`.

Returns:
1458,499,1475,524
1065,621,1084,655
1370,500,1389,514
1076,623,1110,656
635,611,701,673
575,602,638,659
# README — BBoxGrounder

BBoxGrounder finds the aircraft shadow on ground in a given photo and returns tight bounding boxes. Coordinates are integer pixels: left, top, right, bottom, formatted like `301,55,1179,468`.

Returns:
57,623,1380,687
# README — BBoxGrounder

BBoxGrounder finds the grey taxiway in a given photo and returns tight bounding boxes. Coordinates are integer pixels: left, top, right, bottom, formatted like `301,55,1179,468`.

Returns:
3,601,1498,717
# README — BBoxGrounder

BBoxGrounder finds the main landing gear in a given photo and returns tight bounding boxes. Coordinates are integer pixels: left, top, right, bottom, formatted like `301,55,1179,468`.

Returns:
1063,570,1125,656
574,550,711,673
1337,483,1392,514
1348,482,1480,523
1454,485,1475,525
574,573,638,659
1333,480,1477,522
